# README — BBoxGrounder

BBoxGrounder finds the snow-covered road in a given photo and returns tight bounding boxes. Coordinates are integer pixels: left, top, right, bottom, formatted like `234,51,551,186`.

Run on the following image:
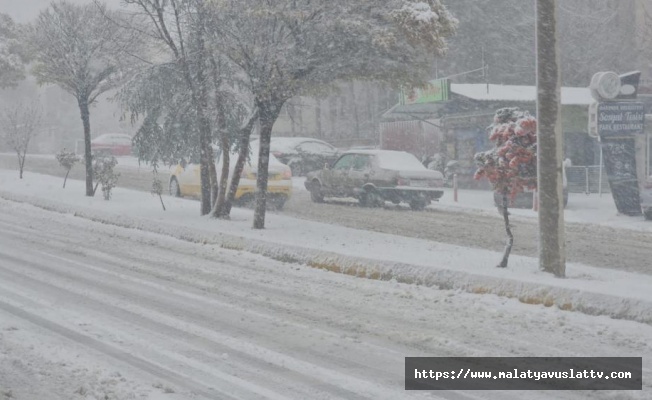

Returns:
0,199,650,399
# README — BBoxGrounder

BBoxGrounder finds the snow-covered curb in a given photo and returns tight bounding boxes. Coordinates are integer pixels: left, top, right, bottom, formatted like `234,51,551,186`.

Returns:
2,188,652,326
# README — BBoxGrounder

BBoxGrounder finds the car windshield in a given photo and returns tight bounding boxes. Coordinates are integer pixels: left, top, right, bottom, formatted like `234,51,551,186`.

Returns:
376,152,426,171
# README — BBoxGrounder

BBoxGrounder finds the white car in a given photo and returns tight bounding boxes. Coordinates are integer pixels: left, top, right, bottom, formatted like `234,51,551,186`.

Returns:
305,150,444,210
251,137,339,176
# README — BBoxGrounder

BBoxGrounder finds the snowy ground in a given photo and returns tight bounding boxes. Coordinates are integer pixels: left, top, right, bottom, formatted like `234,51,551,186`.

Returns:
435,188,652,233
0,197,651,399
1,169,652,323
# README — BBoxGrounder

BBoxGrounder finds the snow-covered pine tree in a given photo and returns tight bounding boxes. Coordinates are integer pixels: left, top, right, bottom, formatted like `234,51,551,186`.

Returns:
117,54,251,216
474,107,537,268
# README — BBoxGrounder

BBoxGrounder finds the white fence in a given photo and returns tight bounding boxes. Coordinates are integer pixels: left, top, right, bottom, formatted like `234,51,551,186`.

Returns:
566,166,611,194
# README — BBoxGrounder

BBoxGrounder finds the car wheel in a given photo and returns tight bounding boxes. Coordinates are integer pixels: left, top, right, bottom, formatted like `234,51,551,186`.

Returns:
409,198,427,211
644,208,652,221
359,188,383,208
310,180,324,203
169,177,181,197
289,162,304,177
270,196,287,211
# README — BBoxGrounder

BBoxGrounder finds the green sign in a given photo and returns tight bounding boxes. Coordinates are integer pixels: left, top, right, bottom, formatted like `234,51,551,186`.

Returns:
400,79,450,105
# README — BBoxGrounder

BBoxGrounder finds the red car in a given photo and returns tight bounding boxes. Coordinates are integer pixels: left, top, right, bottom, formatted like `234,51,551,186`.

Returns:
90,133,133,156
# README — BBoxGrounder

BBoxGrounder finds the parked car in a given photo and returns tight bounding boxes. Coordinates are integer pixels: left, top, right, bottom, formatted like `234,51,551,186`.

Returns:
90,133,133,156
304,150,444,211
641,174,652,220
169,147,292,210
251,137,339,176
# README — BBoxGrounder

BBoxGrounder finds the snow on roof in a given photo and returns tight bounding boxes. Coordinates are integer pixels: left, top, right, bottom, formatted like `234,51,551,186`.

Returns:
451,84,593,105
344,149,401,156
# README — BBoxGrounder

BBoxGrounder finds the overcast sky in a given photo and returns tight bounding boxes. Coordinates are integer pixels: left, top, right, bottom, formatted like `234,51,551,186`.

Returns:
0,0,123,22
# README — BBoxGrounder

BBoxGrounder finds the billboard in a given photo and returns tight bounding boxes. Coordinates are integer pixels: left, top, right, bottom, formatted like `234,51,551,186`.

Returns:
399,79,450,105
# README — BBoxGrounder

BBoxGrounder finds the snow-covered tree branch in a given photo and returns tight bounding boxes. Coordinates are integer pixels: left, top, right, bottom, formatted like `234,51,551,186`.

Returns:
205,0,457,229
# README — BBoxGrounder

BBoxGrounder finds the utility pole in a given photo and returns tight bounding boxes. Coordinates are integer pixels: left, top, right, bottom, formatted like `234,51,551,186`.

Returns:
536,0,566,277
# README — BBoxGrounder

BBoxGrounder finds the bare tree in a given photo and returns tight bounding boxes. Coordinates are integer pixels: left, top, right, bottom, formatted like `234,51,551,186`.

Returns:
1,102,42,179
28,1,136,196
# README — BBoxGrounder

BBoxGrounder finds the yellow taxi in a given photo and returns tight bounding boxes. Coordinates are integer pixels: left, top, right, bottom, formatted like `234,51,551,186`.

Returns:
169,148,293,209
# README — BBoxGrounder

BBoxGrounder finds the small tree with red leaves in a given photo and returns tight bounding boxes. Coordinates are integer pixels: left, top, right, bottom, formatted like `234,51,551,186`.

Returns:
474,107,537,268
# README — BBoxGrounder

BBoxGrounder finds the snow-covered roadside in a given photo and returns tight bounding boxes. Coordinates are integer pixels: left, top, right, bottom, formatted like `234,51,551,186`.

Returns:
12,153,651,231
1,169,652,325
435,187,652,233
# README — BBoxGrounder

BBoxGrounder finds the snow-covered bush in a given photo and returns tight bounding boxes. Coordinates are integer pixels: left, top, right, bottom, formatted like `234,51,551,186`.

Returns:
92,155,120,200
474,107,537,268
151,169,166,211
475,107,537,198
55,149,80,188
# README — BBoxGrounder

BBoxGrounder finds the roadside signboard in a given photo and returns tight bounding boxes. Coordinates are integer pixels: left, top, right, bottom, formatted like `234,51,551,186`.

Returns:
597,102,645,138
599,137,642,215
399,79,450,105
595,102,644,215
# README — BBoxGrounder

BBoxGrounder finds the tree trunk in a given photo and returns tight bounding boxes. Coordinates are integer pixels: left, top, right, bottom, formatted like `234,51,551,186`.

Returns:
63,169,70,188
212,143,229,217
209,156,218,206
497,190,513,268
211,101,230,218
195,63,213,216
536,0,566,277
253,100,283,229
17,152,24,179
158,194,166,211
199,131,213,215
349,82,360,138
78,97,94,196
315,99,322,139
329,95,337,138
221,108,259,217
224,139,250,216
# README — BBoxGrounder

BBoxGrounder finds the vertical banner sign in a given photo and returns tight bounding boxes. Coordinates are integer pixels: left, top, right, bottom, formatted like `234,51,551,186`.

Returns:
597,102,645,215
600,138,641,215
